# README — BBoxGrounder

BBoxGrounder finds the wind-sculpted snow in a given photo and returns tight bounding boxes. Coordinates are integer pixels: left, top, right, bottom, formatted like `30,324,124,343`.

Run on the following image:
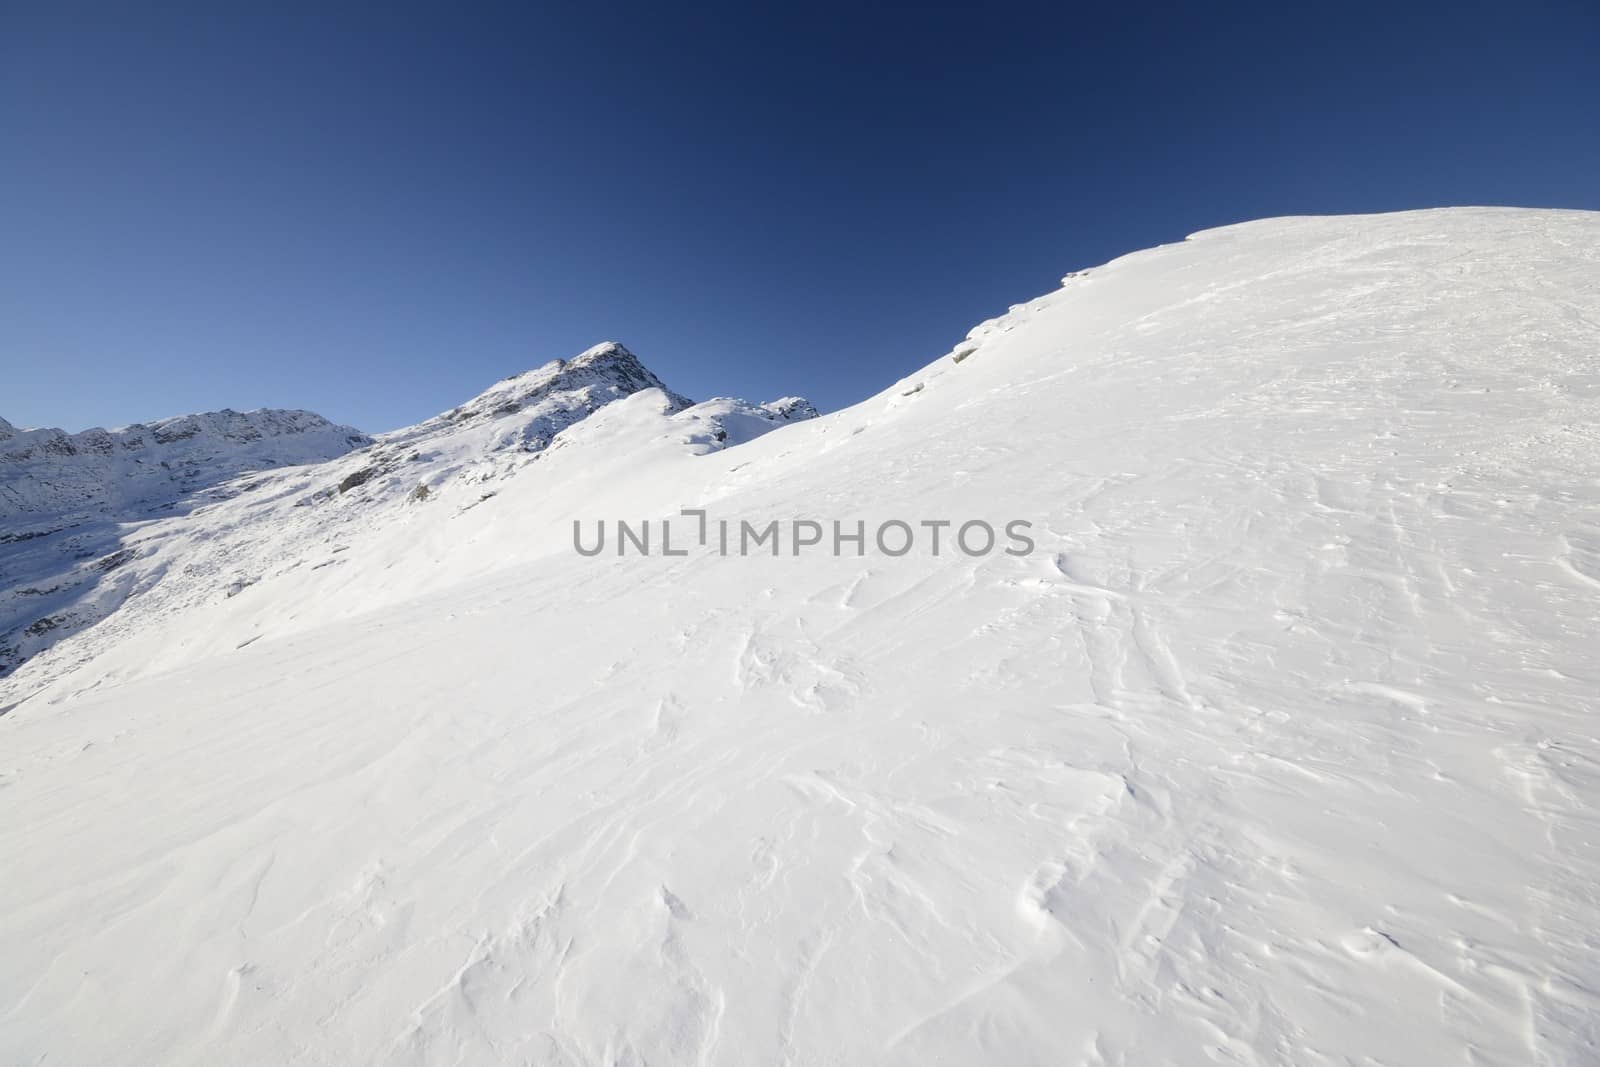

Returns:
2,208,1599,1065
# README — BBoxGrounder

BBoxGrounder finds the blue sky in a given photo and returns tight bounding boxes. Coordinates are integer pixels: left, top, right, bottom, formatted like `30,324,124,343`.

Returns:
3,2,1597,433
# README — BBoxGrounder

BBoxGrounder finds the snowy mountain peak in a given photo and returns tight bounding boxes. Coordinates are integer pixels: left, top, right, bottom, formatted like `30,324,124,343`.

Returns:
754,396,819,421
0,342,815,686
436,341,691,434
568,339,651,371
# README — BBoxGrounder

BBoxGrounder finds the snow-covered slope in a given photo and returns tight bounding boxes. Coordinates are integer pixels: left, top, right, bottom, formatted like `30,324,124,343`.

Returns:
2,208,1598,1066
0,341,811,692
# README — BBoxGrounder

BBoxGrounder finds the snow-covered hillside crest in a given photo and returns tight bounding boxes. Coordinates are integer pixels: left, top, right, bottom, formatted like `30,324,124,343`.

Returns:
0,342,815,687
3,208,1598,1066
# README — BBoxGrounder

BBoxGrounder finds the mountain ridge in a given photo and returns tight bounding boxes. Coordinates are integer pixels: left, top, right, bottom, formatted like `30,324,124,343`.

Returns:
0,343,815,687
0,407,373,522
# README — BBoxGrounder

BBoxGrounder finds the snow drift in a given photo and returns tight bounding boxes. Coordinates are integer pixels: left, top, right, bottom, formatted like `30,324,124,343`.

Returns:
2,208,1598,1066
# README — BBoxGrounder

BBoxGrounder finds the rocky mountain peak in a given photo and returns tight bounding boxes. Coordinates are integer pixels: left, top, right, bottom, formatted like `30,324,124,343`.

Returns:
0,344,817,685
558,341,669,389
431,342,692,435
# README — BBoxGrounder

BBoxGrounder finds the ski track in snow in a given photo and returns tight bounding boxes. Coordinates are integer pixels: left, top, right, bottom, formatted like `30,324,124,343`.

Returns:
2,208,1600,1065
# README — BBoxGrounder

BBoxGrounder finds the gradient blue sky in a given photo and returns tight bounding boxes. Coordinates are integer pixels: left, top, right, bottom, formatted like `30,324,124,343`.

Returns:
3,2,1597,433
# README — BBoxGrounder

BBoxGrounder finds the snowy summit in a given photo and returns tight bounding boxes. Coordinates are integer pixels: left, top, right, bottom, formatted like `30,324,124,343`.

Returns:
0,343,813,687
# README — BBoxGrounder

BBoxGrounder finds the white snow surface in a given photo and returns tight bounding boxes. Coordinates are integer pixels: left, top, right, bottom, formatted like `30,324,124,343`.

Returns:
2,207,1599,1065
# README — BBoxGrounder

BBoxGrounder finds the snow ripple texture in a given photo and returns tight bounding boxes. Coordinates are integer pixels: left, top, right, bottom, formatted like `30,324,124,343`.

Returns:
1,208,1598,1066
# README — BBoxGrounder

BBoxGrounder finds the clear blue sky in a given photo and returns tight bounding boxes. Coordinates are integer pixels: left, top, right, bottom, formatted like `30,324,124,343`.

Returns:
3,2,1597,433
